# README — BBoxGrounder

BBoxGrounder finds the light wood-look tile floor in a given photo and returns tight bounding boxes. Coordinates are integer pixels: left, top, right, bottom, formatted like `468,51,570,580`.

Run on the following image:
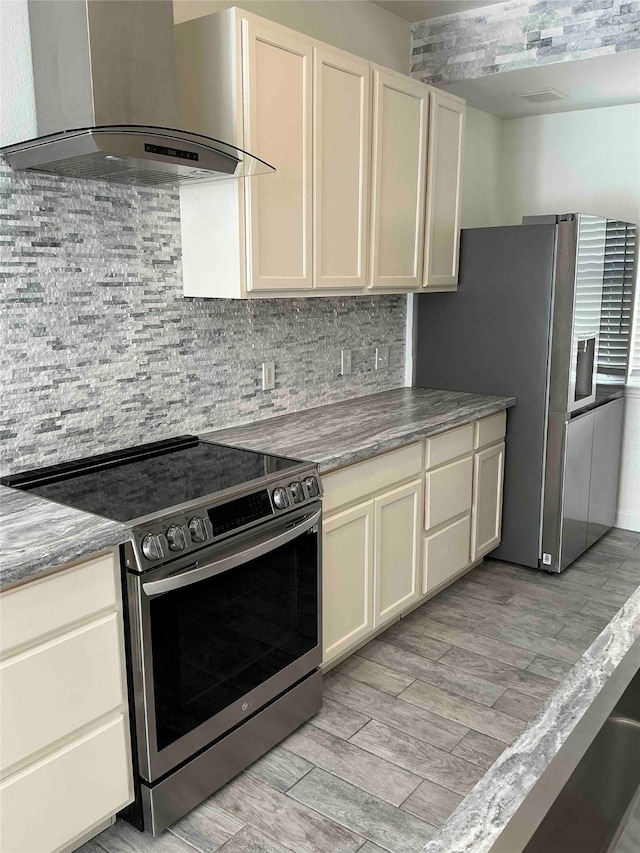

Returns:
81,528,640,853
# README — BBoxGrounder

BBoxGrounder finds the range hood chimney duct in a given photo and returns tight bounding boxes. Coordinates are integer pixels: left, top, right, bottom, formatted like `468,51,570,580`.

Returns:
1,0,274,186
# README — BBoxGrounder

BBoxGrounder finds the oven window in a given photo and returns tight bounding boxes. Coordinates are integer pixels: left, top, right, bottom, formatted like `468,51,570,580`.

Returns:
149,526,318,751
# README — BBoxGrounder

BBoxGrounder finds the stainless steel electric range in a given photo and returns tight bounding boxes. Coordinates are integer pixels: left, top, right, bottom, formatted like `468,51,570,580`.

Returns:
2,435,323,835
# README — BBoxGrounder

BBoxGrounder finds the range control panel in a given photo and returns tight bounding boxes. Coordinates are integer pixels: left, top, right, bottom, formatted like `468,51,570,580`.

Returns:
130,473,322,571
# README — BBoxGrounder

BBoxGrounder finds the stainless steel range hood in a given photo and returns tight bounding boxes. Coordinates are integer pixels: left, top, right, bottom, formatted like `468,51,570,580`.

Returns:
0,1,274,186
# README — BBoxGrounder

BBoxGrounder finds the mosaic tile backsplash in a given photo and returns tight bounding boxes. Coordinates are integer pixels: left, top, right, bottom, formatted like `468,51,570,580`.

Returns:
0,160,406,475
411,0,640,84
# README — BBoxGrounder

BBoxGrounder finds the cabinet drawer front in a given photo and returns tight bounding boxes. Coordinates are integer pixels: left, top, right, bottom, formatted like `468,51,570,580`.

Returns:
423,515,471,594
323,442,423,513
0,552,118,654
475,411,506,450
0,715,132,853
425,455,473,530
1,613,125,775
425,424,474,469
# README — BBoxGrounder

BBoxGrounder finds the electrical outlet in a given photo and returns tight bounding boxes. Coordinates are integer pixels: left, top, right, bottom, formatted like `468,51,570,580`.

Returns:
262,362,275,391
341,349,352,376
375,346,389,370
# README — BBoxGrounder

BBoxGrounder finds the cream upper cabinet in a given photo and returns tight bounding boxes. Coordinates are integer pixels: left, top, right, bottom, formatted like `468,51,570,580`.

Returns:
374,480,421,627
423,90,465,290
369,66,429,290
323,501,374,663
176,8,465,299
314,46,370,290
243,17,314,292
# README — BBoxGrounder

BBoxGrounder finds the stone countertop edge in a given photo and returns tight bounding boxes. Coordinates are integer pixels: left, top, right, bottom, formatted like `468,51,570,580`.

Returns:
0,485,129,591
202,388,517,473
423,584,640,853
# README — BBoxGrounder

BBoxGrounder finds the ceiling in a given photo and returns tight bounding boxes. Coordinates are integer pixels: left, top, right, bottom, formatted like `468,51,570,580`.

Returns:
439,50,640,118
371,0,507,23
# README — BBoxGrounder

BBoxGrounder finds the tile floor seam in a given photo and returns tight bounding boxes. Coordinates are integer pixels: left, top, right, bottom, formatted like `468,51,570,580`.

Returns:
394,778,447,819
403,612,536,667
398,676,526,728
356,641,507,707
331,669,472,750
349,713,487,771
167,826,218,853
283,767,389,849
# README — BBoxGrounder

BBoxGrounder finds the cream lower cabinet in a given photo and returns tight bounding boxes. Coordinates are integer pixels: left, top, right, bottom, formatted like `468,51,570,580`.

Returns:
472,441,506,560
322,443,422,665
0,552,133,853
323,501,375,663
423,413,506,594
321,414,507,666
374,480,422,627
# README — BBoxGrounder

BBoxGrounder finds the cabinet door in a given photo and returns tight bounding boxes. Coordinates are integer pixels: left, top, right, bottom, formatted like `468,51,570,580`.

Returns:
370,67,429,290
472,442,505,560
314,46,370,290
424,90,465,290
374,480,421,627
323,501,374,664
242,17,313,291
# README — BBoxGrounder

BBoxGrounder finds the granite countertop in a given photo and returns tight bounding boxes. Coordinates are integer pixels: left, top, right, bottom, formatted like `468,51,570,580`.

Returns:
203,387,517,472
0,388,514,591
0,485,129,591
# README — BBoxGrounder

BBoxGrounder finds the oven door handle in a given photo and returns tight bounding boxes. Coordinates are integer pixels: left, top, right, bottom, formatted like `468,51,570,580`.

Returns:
142,508,321,598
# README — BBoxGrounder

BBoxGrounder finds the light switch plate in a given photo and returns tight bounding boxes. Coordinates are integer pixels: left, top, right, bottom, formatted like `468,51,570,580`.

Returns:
341,349,352,375
262,362,275,391
375,346,389,370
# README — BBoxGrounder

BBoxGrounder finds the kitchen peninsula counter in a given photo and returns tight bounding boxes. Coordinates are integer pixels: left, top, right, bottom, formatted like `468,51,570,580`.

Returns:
203,387,516,472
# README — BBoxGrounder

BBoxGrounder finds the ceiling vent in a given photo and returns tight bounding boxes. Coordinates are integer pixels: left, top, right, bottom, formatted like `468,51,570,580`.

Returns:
513,88,569,103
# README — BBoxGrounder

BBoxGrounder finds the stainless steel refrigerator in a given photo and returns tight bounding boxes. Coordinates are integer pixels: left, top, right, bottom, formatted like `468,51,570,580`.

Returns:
415,214,636,573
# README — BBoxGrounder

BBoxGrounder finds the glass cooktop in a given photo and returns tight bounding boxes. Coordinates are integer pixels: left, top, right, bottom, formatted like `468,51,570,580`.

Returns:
1,436,305,523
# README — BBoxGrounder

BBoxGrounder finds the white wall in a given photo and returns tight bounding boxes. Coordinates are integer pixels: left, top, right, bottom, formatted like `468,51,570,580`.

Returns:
460,106,504,229
500,104,640,226
173,0,411,72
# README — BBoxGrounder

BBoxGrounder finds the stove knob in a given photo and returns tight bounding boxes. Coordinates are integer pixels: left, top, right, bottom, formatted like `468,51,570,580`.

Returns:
188,516,209,543
166,524,187,551
303,476,319,497
289,481,305,504
142,534,164,561
273,487,290,510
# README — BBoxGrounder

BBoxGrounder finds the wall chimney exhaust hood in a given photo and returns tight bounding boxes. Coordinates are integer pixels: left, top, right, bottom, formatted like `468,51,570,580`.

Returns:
0,0,274,186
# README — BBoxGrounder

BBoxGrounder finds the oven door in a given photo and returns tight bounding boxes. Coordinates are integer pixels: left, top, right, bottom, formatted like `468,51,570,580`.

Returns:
127,502,322,783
